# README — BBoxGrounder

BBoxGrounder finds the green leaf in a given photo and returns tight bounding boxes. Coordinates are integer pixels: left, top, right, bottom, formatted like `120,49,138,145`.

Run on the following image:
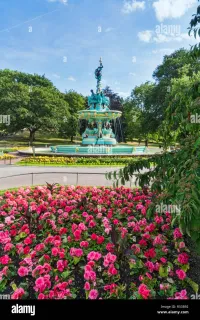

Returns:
73,257,81,265
159,266,168,277
181,264,190,272
186,277,199,293
0,279,7,291
19,232,27,239
61,270,71,279
11,283,17,291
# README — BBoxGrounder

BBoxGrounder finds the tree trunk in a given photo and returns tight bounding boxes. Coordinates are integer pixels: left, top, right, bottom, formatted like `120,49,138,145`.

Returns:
29,130,36,146
71,136,74,143
33,131,36,141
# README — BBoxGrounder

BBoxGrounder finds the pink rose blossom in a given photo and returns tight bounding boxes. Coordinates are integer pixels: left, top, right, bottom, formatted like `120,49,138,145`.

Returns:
18,266,29,277
176,269,186,280
138,284,151,299
84,282,90,291
89,289,98,300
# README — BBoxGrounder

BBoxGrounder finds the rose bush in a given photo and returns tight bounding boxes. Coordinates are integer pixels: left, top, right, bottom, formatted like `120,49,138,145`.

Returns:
0,185,197,299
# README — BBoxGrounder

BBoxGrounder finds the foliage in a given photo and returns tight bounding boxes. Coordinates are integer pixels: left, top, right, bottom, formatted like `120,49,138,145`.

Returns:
107,71,200,252
188,0,200,57
0,70,69,144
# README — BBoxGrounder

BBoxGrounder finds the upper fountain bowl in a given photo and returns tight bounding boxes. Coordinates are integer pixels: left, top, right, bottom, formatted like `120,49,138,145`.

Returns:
78,109,122,121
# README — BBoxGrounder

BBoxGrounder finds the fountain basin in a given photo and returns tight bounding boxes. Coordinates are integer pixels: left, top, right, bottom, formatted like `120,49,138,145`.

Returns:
49,145,147,155
78,110,122,121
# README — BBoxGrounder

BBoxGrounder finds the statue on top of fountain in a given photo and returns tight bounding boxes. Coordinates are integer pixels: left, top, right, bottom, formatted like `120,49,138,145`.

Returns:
88,58,110,110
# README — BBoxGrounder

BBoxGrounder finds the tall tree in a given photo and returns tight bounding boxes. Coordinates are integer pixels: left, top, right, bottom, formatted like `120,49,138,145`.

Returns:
189,0,200,57
0,71,69,144
63,90,87,140
107,71,200,252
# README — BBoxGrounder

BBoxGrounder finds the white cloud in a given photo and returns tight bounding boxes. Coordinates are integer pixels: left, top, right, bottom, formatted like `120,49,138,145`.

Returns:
67,76,76,81
105,27,114,32
52,73,60,79
138,29,198,43
153,0,196,22
122,0,145,14
47,0,68,4
129,72,136,76
138,30,153,42
152,48,174,54
118,91,130,97
114,81,120,85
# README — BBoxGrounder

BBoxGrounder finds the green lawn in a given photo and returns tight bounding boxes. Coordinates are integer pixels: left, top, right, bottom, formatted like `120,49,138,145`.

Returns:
0,131,160,148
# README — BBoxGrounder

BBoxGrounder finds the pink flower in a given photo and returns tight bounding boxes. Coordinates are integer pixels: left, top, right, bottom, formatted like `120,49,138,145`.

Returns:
176,269,186,280
138,284,151,299
131,244,140,255
91,233,97,240
76,249,83,257
106,243,115,253
97,236,104,244
87,251,101,261
4,243,13,252
177,253,189,265
35,243,45,252
73,229,81,240
52,247,59,256
80,241,89,248
0,254,10,265
89,289,98,300
38,293,46,299
89,220,96,228
144,248,156,259
57,260,65,272
174,290,188,300
173,228,183,239
179,242,185,249
160,257,167,264
153,235,165,246
11,288,25,299
154,216,164,224
78,223,87,231
160,284,169,291
84,282,90,291
59,227,67,235
18,266,29,277
146,272,152,279
70,248,83,257
145,261,154,273
108,266,118,276
139,239,147,247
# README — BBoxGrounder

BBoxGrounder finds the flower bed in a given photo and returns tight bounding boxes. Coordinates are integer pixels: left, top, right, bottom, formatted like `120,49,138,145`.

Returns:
0,154,16,160
0,186,197,299
18,156,145,166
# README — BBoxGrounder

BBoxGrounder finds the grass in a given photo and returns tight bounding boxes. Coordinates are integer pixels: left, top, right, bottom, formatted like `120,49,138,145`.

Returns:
0,131,82,147
0,131,161,148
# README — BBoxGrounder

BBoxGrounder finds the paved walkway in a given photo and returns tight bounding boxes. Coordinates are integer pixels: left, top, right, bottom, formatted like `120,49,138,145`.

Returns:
0,165,149,190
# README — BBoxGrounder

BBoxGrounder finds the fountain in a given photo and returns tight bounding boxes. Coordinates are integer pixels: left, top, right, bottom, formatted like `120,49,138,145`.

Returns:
50,58,135,155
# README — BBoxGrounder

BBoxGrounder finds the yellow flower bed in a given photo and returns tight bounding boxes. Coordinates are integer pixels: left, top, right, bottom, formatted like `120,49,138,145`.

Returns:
0,154,16,160
20,156,74,164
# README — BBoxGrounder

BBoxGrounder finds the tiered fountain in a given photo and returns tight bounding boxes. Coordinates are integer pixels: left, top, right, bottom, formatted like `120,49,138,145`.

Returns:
50,58,134,155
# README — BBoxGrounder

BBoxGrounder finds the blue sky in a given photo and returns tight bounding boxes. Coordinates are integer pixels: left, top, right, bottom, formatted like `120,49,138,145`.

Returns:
0,0,198,97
